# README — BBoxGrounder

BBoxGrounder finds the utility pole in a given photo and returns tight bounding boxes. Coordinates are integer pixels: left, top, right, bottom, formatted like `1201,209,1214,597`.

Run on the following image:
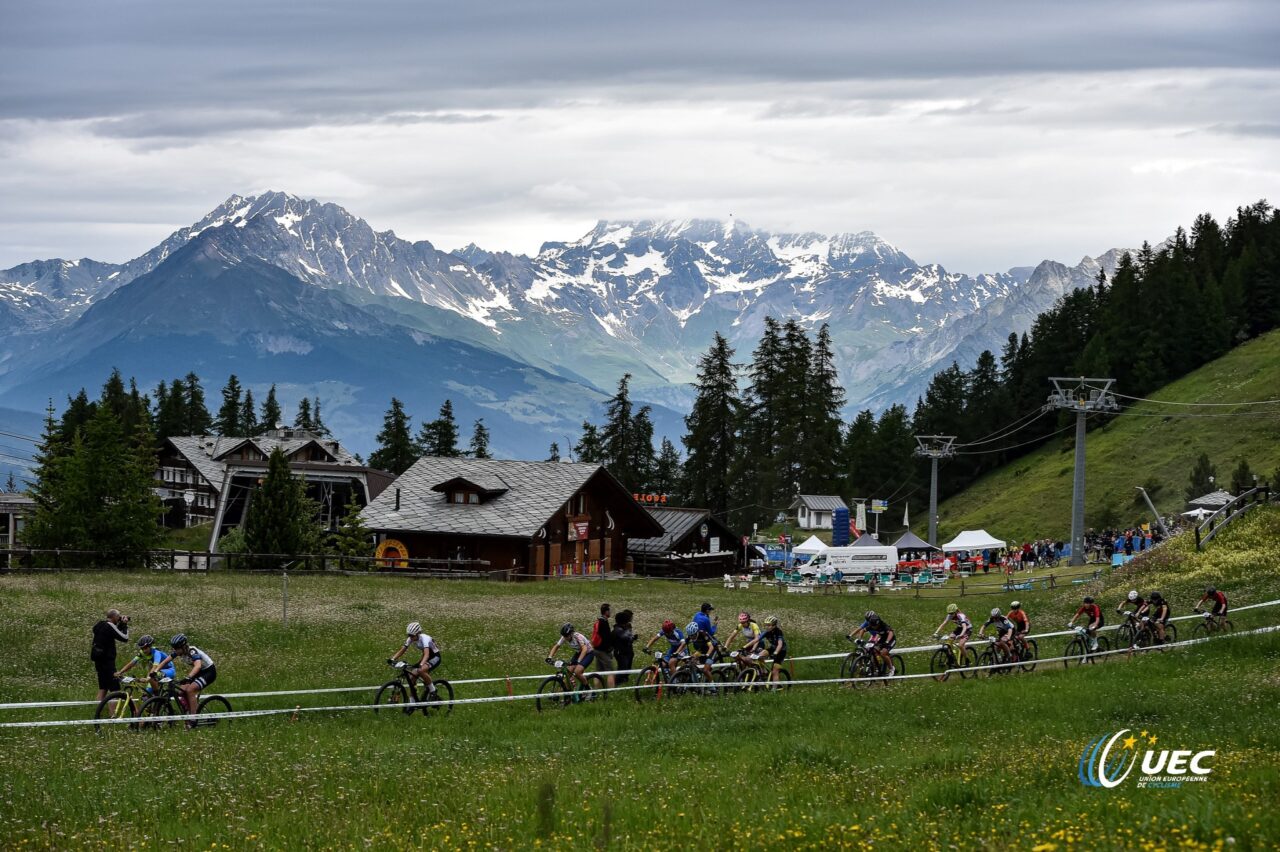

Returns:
1134,486,1170,539
1045,378,1118,566
913,435,956,547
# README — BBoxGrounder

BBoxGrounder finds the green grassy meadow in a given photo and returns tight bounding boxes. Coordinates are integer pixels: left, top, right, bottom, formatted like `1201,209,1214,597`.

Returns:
2,509,1279,849
937,328,1280,542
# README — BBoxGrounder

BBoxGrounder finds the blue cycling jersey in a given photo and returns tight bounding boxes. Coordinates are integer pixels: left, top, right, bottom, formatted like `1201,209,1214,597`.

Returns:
658,629,685,656
151,647,176,677
693,612,717,636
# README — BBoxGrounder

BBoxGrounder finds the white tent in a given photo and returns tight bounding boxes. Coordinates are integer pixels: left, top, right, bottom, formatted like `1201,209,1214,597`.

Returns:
1181,507,1213,521
794,535,828,555
941,529,1006,552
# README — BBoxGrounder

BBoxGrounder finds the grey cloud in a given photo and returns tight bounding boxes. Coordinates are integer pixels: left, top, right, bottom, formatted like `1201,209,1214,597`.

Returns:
1202,122,1280,138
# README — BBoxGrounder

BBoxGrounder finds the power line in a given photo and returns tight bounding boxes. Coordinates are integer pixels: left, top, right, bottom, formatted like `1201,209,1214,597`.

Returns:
0,430,40,444
1112,406,1280,419
954,407,1046,448
953,422,1076,455
1111,391,1280,407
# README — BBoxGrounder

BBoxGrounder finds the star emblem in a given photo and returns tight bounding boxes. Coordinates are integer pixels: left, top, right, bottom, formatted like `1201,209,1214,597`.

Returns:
1122,735,1138,750
1140,730,1148,737
1147,734,1158,745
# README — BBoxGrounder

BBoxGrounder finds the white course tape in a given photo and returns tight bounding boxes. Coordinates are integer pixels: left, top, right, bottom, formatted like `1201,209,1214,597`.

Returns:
4,599,1274,712
2,623,1276,730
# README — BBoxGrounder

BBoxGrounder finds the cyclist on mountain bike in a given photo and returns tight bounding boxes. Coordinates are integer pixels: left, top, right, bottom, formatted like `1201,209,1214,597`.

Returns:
1116,590,1149,648
547,623,594,691
1195,586,1229,622
154,634,216,716
389,621,442,699
1007,601,1031,656
642,620,686,679
1148,591,1171,643
848,611,896,675
932,603,973,658
115,634,175,693
760,616,787,683
676,621,718,685
1067,596,1104,650
724,612,763,654
979,608,1017,661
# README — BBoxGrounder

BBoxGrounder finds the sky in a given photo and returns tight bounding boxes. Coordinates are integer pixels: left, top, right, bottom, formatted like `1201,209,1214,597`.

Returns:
2,1,1279,274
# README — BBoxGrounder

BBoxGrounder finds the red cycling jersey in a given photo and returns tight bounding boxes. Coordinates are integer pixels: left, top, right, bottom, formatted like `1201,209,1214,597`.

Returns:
1007,609,1029,630
1206,591,1228,612
1075,603,1102,622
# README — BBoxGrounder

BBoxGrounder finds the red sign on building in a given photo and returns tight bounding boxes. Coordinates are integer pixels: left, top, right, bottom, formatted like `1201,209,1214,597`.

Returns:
574,521,590,540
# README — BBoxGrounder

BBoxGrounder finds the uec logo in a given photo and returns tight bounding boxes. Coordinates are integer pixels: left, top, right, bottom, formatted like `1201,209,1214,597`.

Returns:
1078,729,1215,788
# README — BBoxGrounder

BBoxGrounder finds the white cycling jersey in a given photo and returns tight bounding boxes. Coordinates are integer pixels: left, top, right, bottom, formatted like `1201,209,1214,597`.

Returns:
403,634,440,655
183,646,215,668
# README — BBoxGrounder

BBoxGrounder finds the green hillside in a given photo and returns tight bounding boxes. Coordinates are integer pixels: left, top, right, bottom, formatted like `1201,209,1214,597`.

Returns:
937,329,1280,542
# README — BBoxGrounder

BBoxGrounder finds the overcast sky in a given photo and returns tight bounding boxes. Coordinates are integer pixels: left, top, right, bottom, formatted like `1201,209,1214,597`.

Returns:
2,1,1278,273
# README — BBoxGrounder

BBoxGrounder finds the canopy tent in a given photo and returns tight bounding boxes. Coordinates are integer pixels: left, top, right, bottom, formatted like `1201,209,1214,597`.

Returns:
940,529,1006,552
850,533,883,547
1181,507,1214,521
892,530,939,553
793,535,828,555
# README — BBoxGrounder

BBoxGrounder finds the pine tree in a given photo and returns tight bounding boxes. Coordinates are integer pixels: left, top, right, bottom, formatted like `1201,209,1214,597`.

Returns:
294,397,313,431
736,318,785,526
469,418,491,459
239,388,257,435
841,409,877,498
1186,452,1217,500
547,442,561,463
311,398,330,437
601,374,637,486
368,398,417,475
574,422,604,464
216,375,244,436
802,323,845,493
629,406,656,491
260,384,282,432
652,437,681,499
416,399,461,457
100,369,128,423
330,499,373,565
182,372,212,435
681,332,742,519
1229,458,1255,495
154,380,187,440
4,471,15,492
60,389,95,443
242,446,321,560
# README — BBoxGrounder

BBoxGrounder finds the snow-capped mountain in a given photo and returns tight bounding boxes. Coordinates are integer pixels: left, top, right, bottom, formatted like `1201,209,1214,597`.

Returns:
0,192,1135,455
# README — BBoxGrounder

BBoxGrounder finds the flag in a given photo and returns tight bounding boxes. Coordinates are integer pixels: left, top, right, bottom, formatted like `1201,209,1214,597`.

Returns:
855,502,866,535
903,503,910,529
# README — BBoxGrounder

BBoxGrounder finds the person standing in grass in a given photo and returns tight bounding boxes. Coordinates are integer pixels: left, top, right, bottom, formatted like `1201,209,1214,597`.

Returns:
591,603,617,687
90,608,130,706
611,609,636,683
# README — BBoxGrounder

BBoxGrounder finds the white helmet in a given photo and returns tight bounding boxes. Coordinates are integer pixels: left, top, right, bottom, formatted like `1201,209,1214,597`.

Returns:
406,621,421,636
1127,590,1138,602
990,607,1001,617
1010,601,1021,609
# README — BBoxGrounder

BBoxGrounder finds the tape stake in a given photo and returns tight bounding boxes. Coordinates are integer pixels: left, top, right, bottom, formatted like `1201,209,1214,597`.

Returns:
505,676,513,699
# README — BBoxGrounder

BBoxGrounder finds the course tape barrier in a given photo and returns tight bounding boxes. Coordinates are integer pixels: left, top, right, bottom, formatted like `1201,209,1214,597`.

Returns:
3,598,1275,713
1,623,1276,730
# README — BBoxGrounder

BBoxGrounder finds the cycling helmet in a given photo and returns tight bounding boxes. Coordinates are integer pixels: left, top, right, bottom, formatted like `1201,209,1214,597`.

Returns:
1150,591,1163,601
990,607,1002,617
1010,601,1021,610
700,602,714,613
1205,586,1216,595
1127,590,1138,602
686,622,700,636
1083,596,1094,604
560,622,574,637
946,603,958,614
662,620,675,632
170,633,187,648
406,621,421,636
763,615,779,626
738,611,750,624
136,635,154,649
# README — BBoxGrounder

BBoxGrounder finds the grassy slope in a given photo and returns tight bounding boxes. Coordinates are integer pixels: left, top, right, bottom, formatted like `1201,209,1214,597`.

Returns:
936,329,1280,543
1,509,1278,848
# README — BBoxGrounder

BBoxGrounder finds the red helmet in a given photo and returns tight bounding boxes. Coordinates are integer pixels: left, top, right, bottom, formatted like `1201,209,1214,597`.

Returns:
662,620,675,632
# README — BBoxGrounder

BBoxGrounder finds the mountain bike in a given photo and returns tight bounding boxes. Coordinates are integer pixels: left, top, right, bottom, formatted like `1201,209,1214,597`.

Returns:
1191,609,1233,639
1062,626,1111,667
139,676,234,729
841,638,904,686
93,675,153,734
733,650,790,693
1118,612,1177,648
1013,634,1038,672
634,651,692,702
976,636,1017,676
536,659,607,712
673,651,723,698
929,635,977,682
374,660,455,717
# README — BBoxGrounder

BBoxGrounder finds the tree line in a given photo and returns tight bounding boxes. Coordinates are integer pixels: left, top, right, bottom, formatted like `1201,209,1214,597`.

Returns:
366,397,492,475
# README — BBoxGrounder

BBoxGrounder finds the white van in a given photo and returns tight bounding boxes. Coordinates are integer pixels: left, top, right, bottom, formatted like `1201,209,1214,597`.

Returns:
803,545,898,574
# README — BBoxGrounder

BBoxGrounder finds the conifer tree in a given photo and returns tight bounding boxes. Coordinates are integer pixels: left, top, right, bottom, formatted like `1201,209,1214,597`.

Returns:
182,372,212,434
682,332,742,518
294,397,313,431
1186,452,1217,501
330,499,373,565
652,437,681,499
368,398,417,475
217,375,243,436
416,399,461,457
802,323,845,493
311,398,330,437
260,384,282,432
1229,458,1254,495
574,422,604,464
4,471,15,492
469,418,491,459
601,374,637,485
243,446,321,560
239,388,257,435
547,442,561,463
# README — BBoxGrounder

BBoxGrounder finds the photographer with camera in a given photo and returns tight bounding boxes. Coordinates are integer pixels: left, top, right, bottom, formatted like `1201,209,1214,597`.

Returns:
90,608,130,703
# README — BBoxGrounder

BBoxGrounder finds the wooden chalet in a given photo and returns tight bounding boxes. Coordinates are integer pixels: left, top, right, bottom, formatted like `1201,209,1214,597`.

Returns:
628,506,743,577
360,457,662,578
156,428,393,549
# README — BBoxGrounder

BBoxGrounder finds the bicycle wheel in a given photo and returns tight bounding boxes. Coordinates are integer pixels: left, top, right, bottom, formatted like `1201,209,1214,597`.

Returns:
1221,619,1234,634
929,649,953,682
839,653,857,682
137,695,174,730
768,668,791,692
535,676,570,712
1191,621,1209,640
421,680,454,717
93,691,136,735
977,649,997,678
1020,639,1038,673
374,681,409,715
584,673,608,702
633,666,662,703
957,647,978,679
1163,623,1177,644
1118,625,1137,647
889,654,906,678
669,668,694,698
848,655,873,689
1063,638,1087,668
196,695,233,728
735,667,762,693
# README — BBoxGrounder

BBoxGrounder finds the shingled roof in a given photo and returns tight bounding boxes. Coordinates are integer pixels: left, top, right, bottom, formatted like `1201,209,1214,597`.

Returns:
166,432,363,495
361,457,661,539
790,495,848,512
